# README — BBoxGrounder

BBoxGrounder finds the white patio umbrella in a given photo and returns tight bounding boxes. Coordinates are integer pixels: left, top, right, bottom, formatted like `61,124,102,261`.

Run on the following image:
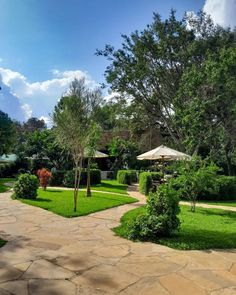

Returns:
84,150,108,158
137,145,191,161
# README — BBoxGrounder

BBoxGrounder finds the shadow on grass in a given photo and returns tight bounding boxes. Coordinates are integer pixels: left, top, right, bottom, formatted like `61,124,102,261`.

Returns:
96,182,127,191
192,207,236,220
22,197,52,203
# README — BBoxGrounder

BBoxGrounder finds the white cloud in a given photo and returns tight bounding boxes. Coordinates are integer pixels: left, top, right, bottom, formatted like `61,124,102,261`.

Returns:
104,91,120,102
21,103,32,119
39,116,52,128
203,0,236,28
0,67,99,122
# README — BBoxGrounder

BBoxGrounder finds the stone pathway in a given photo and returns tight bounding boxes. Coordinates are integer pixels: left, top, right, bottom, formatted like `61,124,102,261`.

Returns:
180,201,236,212
0,186,236,294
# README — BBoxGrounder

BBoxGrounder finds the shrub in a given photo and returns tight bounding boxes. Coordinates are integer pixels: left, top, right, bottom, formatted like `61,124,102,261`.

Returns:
117,170,131,185
128,183,180,240
49,170,65,186
117,170,138,185
63,169,101,187
37,168,52,190
14,173,39,199
197,176,236,201
139,172,152,195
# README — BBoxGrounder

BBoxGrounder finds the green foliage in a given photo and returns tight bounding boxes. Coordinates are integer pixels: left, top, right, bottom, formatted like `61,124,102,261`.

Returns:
117,170,131,185
0,110,16,155
0,178,15,193
139,172,152,195
198,176,236,201
49,170,65,186
170,158,219,211
63,169,101,187
117,170,137,185
127,183,180,240
14,173,39,199
108,137,141,170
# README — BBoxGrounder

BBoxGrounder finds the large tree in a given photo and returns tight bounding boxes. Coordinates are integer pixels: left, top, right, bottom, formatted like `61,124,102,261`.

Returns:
53,78,102,211
0,110,15,155
97,10,235,152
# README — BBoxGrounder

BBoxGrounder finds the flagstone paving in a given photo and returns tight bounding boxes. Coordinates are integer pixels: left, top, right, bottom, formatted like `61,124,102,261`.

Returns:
0,186,236,294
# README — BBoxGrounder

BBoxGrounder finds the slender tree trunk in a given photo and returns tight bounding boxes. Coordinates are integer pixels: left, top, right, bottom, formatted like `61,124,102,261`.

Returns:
86,157,91,197
225,150,233,176
73,157,83,212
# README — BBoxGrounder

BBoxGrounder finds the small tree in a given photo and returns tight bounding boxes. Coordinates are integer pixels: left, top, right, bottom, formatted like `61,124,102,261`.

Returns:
53,78,102,211
172,158,219,212
37,168,52,190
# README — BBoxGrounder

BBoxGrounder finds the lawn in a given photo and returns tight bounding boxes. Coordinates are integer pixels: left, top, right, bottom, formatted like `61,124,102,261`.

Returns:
198,200,236,207
18,188,137,217
114,205,236,250
0,178,15,193
0,238,6,248
87,180,128,195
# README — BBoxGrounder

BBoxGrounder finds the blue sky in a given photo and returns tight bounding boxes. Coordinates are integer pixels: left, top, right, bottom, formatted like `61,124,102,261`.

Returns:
0,0,235,123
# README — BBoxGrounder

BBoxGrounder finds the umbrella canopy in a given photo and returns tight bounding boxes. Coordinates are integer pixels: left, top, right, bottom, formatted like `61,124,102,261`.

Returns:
137,145,191,161
84,150,108,158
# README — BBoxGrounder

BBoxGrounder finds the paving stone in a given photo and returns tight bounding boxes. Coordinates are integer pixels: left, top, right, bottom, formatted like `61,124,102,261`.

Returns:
159,273,207,295
92,244,130,258
0,266,22,283
29,279,77,295
230,263,236,276
72,264,139,293
0,280,28,295
22,259,73,279
119,276,170,295
211,287,236,295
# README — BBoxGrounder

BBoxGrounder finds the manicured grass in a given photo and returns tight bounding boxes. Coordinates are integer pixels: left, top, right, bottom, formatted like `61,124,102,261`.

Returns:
74,180,128,195
198,200,236,207
0,178,15,193
0,238,6,248
114,205,236,250
18,189,137,217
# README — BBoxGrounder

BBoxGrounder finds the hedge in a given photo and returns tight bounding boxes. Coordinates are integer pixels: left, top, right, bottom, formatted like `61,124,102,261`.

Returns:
139,172,152,195
198,176,236,201
63,169,101,187
117,170,138,185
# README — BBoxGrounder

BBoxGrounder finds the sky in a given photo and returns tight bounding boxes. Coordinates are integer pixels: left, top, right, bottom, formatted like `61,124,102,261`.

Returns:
0,0,235,125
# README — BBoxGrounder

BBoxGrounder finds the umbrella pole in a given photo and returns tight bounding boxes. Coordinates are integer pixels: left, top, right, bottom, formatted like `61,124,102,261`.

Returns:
161,156,165,180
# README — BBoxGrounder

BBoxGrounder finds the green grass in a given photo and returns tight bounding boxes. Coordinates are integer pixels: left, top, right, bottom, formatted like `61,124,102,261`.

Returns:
73,180,128,195
17,188,137,217
0,238,6,248
114,205,236,250
198,200,236,207
0,178,15,193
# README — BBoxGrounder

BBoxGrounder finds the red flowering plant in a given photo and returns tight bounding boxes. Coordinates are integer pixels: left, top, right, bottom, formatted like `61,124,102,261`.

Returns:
37,168,52,190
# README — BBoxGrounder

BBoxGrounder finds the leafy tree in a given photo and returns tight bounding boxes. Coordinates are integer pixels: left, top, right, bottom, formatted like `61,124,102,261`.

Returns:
53,78,102,211
0,110,15,155
108,137,141,170
97,10,235,151
23,117,46,132
176,46,236,174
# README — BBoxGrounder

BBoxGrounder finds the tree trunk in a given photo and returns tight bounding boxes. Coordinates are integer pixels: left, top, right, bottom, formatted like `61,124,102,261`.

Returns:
86,157,91,197
225,151,233,176
73,158,83,212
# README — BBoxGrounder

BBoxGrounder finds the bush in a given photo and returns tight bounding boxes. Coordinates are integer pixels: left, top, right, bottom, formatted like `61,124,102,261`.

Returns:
49,170,65,186
198,176,236,201
150,172,162,182
117,170,131,185
139,172,152,195
14,173,39,199
117,170,138,185
128,183,180,240
63,169,101,187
